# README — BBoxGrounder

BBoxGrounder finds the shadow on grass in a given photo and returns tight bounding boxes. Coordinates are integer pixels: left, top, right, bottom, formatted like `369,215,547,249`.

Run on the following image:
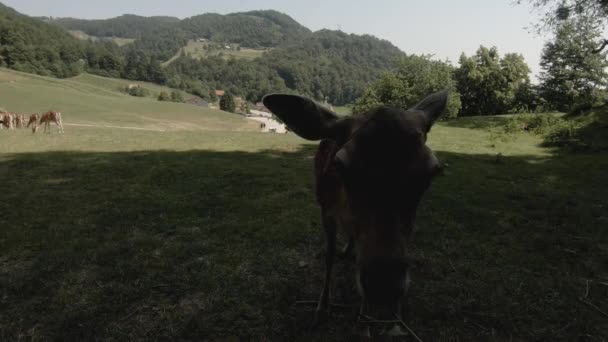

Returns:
0,146,607,341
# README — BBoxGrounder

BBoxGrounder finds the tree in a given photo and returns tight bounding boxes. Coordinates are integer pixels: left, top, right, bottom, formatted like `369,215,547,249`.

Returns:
538,16,608,112
353,55,461,118
219,92,236,112
454,46,532,116
520,0,608,53
520,0,608,32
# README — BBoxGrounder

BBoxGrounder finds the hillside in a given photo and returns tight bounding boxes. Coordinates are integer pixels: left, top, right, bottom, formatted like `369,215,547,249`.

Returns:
46,15,181,39
0,68,257,132
68,30,135,46
1,3,406,105
165,30,406,104
50,10,310,49
162,40,267,66
0,3,85,77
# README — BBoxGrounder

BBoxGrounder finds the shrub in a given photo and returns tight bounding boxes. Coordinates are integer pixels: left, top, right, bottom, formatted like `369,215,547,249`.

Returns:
158,91,171,101
123,85,149,97
170,91,184,103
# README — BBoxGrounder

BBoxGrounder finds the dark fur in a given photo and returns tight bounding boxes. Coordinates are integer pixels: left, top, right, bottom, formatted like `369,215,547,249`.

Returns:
263,91,447,321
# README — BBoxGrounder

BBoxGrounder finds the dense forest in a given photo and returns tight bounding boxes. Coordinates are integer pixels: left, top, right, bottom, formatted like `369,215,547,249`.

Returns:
0,3,85,77
49,10,311,49
164,30,406,104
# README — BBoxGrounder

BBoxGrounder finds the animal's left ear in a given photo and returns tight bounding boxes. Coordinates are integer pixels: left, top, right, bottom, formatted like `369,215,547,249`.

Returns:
410,90,448,131
262,94,341,141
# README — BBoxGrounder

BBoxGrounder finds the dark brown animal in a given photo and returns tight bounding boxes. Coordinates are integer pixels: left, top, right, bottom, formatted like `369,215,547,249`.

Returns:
39,111,64,133
27,114,40,133
263,90,447,324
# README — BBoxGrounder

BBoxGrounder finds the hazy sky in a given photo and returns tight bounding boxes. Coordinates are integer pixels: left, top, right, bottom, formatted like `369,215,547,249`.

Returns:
4,0,549,80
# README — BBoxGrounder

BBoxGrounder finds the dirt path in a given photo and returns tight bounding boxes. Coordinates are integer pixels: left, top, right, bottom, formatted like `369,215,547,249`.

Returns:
64,123,166,132
247,117,287,133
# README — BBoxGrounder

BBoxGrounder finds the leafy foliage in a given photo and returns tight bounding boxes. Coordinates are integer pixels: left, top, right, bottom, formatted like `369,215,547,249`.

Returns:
158,91,171,102
219,92,236,112
353,55,461,118
170,90,184,103
538,16,608,112
455,46,534,116
180,10,310,48
122,85,149,97
47,15,181,39
520,0,608,33
51,10,310,51
0,3,85,77
165,30,405,105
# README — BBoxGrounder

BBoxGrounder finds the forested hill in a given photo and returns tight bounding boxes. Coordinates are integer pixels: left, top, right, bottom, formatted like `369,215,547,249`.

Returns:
1,2,406,105
48,10,311,48
43,15,181,39
164,30,406,104
0,3,86,77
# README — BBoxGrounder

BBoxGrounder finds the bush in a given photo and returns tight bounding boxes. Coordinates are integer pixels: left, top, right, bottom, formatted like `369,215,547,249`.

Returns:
518,114,563,135
158,91,171,101
123,85,149,97
219,92,236,113
170,91,184,103
491,114,565,142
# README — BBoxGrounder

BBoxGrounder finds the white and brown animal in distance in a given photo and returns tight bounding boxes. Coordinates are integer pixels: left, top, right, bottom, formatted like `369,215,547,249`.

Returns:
263,90,448,329
14,113,26,128
0,111,15,129
27,114,40,133
39,111,64,133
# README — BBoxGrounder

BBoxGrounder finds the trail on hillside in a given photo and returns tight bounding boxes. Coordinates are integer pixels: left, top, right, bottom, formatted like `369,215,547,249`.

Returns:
64,123,166,132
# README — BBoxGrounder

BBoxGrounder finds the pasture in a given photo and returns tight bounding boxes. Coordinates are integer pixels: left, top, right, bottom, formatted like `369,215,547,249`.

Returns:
1,107,606,341
163,40,267,66
0,68,257,132
68,30,136,46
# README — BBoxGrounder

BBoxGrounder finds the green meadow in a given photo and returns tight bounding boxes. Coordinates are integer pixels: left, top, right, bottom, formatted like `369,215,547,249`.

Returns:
0,70,606,341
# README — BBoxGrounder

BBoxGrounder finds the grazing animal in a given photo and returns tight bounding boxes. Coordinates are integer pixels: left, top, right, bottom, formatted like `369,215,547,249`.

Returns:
0,112,14,129
14,113,26,128
27,114,40,133
39,111,64,133
263,90,447,323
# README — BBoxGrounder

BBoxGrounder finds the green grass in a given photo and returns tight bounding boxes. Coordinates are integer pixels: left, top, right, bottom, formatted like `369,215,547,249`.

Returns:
163,40,267,66
0,68,257,132
332,105,352,116
0,113,607,341
68,30,135,46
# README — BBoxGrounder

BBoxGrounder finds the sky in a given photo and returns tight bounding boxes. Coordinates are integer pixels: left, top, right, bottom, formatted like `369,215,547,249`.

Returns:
4,0,550,81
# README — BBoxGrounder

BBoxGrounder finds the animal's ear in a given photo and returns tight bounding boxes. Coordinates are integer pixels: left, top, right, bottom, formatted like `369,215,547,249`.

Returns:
410,90,448,130
262,94,341,141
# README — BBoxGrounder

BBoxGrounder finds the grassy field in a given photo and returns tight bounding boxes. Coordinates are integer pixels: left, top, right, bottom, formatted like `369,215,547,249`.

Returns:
0,109,607,341
332,105,352,116
163,40,267,66
68,30,136,46
0,69,257,132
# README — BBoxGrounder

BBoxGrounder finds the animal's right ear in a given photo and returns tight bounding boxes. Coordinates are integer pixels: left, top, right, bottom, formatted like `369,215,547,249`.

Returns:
262,94,342,141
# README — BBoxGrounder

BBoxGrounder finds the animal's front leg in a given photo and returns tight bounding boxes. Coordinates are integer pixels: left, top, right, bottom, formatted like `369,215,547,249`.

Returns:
340,235,354,258
314,211,336,325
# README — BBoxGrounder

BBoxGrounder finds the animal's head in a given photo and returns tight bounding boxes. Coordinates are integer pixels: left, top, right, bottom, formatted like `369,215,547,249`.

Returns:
263,91,447,308
27,114,39,132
